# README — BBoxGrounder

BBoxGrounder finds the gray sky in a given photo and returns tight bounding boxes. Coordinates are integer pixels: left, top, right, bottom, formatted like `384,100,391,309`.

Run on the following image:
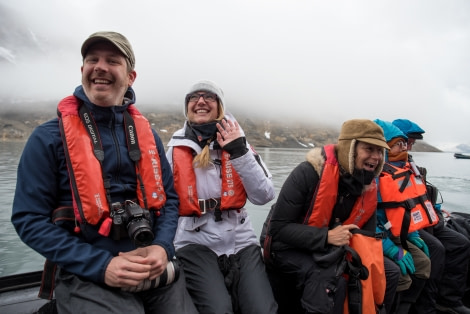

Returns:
1,0,469,150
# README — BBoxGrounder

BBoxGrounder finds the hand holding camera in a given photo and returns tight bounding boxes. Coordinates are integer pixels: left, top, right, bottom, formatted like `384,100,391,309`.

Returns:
121,259,180,292
110,200,180,290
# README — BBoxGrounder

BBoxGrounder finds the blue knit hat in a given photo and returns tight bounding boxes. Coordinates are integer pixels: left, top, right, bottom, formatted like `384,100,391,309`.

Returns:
392,119,425,139
373,119,408,143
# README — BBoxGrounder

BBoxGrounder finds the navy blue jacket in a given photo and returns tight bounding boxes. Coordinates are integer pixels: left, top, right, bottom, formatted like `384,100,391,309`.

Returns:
11,86,179,284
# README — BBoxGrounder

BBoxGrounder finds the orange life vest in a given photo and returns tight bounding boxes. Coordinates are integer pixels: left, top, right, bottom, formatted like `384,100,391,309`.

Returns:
57,96,166,235
172,145,247,216
304,144,377,228
378,162,438,239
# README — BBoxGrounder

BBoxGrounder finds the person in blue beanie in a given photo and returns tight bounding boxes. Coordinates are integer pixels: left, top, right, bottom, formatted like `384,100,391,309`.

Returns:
374,119,435,314
11,31,197,313
393,119,470,314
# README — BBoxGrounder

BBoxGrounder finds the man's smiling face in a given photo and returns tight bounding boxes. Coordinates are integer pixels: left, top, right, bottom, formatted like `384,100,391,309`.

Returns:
81,42,136,107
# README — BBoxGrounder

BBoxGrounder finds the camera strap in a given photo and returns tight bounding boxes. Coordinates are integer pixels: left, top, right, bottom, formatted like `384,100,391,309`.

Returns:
123,110,141,162
78,105,112,208
123,110,149,210
78,104,149,210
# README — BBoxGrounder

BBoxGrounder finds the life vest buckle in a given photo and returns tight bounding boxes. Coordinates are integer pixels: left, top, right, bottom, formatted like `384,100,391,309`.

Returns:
198,198,221,214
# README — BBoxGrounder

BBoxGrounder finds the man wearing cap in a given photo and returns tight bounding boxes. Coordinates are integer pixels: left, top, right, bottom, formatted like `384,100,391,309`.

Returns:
11,31,197,313
393,119,470,314
261,119,398,314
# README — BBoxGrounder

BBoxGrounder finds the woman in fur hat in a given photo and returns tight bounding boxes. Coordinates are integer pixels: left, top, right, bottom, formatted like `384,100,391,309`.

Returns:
166,80,277,314
261,119,399,314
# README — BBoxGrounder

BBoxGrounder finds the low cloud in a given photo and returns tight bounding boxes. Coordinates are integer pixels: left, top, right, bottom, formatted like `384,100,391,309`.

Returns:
1,0,470,149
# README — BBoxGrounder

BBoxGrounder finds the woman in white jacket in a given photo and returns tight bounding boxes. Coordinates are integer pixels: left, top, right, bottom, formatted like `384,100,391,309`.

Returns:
166,80,277,314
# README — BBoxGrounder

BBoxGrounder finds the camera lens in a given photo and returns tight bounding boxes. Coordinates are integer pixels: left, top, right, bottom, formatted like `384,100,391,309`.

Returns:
128,220,154,247
121,259,181,292
153,260,180,288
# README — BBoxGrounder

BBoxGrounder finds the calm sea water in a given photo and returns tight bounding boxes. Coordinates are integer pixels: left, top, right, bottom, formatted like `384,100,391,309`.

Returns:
1,142,469,277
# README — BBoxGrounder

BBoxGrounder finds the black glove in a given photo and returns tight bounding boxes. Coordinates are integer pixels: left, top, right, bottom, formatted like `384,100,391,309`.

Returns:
223,137,248,159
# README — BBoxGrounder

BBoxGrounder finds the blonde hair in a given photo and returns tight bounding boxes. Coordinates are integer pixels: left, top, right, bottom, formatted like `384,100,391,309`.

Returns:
192,103,225,168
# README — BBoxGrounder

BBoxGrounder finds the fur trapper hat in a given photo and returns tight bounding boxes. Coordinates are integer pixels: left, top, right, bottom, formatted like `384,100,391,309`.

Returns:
337,119,388,175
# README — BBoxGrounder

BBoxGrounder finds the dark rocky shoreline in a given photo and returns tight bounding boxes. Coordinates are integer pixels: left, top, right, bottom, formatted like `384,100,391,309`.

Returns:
0,107,441,152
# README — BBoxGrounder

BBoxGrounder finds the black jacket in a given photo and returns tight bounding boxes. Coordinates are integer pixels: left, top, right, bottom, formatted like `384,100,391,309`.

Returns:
262,147,376,254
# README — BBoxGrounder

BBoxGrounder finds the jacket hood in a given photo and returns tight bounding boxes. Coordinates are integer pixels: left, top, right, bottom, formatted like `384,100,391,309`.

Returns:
306,147,325,176
72,85,136,125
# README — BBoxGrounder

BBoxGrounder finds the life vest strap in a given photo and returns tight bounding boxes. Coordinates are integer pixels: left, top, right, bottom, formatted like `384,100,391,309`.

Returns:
199,198,223,221
377,194,426,211
381,163,412,193
379,194,430,247
351,228,384,239
51,206,75,223
38,206,74,300
38,259,56,300
262,204,276,265
391,170,411,193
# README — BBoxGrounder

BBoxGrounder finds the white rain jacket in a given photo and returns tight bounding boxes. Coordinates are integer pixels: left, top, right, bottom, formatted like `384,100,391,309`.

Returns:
166,113,275,256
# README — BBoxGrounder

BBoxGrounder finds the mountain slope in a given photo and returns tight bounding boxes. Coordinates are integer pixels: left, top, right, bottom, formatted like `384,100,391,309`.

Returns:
0,105,441,151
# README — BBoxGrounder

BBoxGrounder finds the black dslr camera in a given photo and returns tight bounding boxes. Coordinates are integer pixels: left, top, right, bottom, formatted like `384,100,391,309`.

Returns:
111,201,154,247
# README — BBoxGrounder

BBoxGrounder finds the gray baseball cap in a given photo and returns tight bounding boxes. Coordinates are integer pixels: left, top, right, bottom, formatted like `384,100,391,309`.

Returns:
81,31,135,70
